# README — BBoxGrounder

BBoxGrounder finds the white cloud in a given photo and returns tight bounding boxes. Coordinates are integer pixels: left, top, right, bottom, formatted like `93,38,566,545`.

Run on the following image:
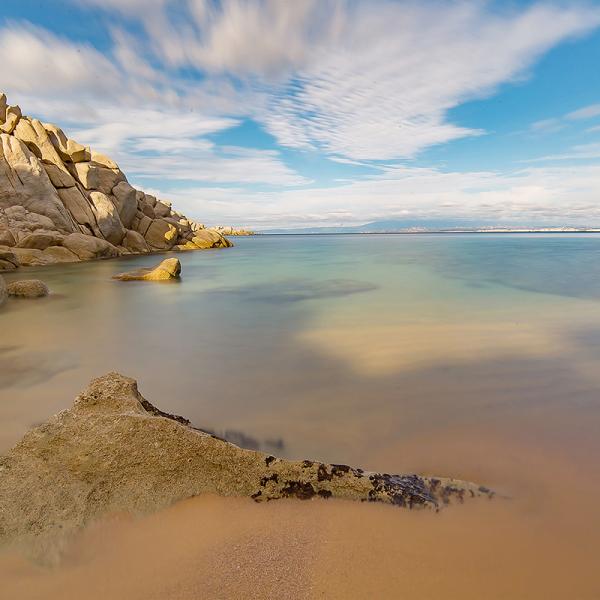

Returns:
2,1,600,226
0,23,121,95
63,0,600,160
168,163,600,228
566,103,600,120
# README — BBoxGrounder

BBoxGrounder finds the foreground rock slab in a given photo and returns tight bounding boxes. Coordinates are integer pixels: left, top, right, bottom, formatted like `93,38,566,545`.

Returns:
113,257,181,281
0,373,493,561
6,279,49,298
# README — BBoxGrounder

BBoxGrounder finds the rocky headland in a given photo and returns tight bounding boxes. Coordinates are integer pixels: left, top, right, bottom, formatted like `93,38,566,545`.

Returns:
0,92,233,272
0,372,493,562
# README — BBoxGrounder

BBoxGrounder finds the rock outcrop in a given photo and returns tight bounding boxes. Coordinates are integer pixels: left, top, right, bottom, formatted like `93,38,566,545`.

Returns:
6,279,49,298
0,372,494,561
0,93,233,272
214,226,254,236
113,258,181,281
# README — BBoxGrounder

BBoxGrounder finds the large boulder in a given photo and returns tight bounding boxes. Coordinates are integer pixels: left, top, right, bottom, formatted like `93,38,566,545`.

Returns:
112,181,137,228
56,187,102,236
0,105,21,134
192,228,233,249
10,247,54,266
90,150,117,169
16,231,64,250
43,162,77,188
113,258,181,281
135,214,153,237
123,229,149,253
62,233,120,261
6,279,49,298
74,161,125,193
43,123,90,163
13,118,67,170
0,134,76,233
0,229,15,247
154,200,172,218
0,372,492,560
42,246,79,263
144,219,178,250
88,191,126,245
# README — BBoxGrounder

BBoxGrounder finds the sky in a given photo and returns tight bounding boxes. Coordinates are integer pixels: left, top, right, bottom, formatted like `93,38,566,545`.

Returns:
1,0,600,229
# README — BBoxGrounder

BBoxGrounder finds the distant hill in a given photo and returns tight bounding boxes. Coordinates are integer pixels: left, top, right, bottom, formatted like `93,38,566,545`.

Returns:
263,219,600,234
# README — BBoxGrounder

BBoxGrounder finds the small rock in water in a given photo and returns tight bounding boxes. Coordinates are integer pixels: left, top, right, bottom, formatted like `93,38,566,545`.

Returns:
113,257,181,281
6,279,49,298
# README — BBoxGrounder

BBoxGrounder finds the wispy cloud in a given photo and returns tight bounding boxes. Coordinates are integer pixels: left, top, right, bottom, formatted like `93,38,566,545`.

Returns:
1,1,600,226
566,103,600,120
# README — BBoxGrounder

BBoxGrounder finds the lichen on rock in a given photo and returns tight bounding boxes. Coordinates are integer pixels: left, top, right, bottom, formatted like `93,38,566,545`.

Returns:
113,257,181,281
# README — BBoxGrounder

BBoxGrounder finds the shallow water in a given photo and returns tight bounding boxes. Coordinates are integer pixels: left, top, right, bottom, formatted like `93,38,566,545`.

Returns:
2,233,600,597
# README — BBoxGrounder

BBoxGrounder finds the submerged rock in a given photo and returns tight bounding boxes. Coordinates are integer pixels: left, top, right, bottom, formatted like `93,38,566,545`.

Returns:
113,257,181,281
0,372,493,561
6,279,49,298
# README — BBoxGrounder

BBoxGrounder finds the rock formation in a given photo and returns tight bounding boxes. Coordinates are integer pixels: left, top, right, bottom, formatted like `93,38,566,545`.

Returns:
0,372,494,561
113,257,181,281
214,225,254,236
0,92,233,272
6,279,49,298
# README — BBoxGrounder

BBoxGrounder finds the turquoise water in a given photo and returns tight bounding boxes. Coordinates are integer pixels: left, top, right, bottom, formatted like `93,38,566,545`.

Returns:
2,234,600,478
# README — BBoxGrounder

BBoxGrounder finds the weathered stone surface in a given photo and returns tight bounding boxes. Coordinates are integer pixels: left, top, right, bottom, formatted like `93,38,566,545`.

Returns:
88,191,126,245
0,248,19,271
112,181,137,228
43,162,76,188
0,134,75,233
0,373,493,561
16,231,64,250
0,229,15,247
135,214,153,237
42,246,79,263
145,219,178,250
74,161,125,193
13,118,67,169
90,150,118,169
192,228,233,249
0,105,21,134
44,123,90,163
154,200,171,218
123,229,149,254
56,187,101,236
62,233,120,261
113,258,181,281
10,247,52,266
6,279,49,298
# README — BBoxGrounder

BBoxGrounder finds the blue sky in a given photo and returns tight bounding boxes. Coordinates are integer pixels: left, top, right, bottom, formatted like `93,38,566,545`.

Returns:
2,0,600,228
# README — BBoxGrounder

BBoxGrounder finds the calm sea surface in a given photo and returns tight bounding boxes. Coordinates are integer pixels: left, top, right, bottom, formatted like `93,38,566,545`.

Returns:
2,233,600,598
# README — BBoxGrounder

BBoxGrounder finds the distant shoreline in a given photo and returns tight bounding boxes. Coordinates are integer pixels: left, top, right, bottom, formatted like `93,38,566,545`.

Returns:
258,229,600,236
